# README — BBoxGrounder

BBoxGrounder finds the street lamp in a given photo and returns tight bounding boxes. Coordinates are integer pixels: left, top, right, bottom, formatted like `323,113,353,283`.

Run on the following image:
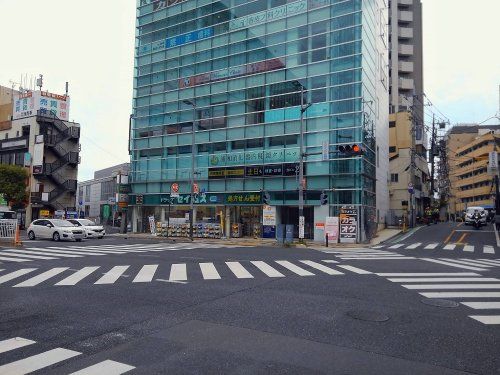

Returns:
183,99,196,241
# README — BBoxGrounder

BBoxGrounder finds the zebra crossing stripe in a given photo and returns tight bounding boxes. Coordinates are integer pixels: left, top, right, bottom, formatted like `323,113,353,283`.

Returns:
471,259,500,266
336,265,372,274
479,259,500,265
0,269,37,284
461,302,500,309
468,315,500,324
421,258,488,271
388,277,499,283
169,263,187,281
14,268,69,287
0,337,36,354
0,252,56,260
69,359,135,375
483,245,495,254
403,284,500,290
420,292,500,298
0,348,81,374
406,243,421,249
199,263,221,280
275,261,314,276
321,260,339,264
377,272,480,277
4,249,82,258
226,262,253,279
250,261,285,277
95,266,129,285
438,259,493,267
55,267,101,286
339,257,415,260
46,247,113,255
388,244,404,249
133,265,159,283
424,243,439,249
443,244,456,250
452,259,497,267
299,260,343,275
463,245,474,252
0,256,30,262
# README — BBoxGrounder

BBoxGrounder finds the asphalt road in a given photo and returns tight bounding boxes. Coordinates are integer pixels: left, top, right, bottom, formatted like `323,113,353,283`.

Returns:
0,232,499,374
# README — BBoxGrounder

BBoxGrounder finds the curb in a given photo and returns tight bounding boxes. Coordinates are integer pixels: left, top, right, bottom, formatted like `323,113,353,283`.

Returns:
494,222,500,247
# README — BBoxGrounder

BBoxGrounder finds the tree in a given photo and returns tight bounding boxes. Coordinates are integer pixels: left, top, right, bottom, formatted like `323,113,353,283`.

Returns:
0,164,28,207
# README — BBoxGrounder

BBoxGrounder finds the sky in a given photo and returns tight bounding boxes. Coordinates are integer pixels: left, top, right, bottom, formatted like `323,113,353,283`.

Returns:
0,0,499,181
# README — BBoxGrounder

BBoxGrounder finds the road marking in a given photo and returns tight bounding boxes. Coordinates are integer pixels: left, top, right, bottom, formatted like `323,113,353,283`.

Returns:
199,262,221,280
424,243,439,249
337,265,372,274
406,243,421,249
169,263,187,281
55,267,100,286
0,337,36,354
403,284,500,290
275,260,314,276
0,269,37,284
250,261,285,277
443,244,456,250
371,245,384,249
452,259,498,267
225,262,253,278
461,302,500,309
339,257,415,260
468,315,500,324
44,247,109,256
444,230,455,244
420,258,488,271
456,233,468,244
0,348,81,374
420,292,500,298
388,244,404,249
463,245,474,252
388,277,499,283
483,245,495,254
479,258,500,264
95,266,129,284
133,265,158,283
299,260,343,275
69,359,135,375
13,267,69,287
321,259,339,264
3,249,82,258
0,252,56,260
473,259,500,266
377,272,480,277
438,258,492,267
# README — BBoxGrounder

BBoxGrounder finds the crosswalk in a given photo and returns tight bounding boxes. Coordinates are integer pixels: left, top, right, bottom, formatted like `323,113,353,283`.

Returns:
421,258,500,271
373,242,498,255
377,272,500,326
0,260,370,288
0,336,134,374
0,242,251,264
320,248,415,260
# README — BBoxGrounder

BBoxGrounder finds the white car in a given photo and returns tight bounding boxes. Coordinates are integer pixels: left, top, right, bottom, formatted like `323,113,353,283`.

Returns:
68,219,106,239
27,219,84,241
464,206,487,226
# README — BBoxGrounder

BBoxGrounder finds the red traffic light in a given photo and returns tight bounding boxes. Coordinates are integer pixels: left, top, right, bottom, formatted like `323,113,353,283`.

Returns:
338,144,363,155
352,144,360,153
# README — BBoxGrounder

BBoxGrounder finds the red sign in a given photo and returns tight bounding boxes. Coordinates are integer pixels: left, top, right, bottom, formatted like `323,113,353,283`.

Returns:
193,183,199,194
171,183,179,193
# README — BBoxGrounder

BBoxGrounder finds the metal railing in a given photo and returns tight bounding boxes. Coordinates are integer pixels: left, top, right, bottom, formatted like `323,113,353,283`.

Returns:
0,219,18,239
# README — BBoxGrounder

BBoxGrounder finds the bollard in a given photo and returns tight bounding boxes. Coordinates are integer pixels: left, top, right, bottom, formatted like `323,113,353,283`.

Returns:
325,233,328,247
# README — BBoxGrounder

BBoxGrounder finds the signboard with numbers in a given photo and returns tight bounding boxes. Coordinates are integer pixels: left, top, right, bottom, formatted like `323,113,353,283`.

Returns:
13,91,70,121
339,206,357,243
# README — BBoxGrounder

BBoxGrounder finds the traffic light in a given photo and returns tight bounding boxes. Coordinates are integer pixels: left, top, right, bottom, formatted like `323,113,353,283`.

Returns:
320,190,328,205
263,190,271,205
338,144,364,156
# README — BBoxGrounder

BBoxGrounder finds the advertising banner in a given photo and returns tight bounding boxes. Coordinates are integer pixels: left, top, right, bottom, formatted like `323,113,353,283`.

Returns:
262,205,276,226
339,206,357,243
148,215,156,235
325,216,339,243
13,91,70,121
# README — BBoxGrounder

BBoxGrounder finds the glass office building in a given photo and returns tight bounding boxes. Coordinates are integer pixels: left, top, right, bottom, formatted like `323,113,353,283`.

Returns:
130,0,389,241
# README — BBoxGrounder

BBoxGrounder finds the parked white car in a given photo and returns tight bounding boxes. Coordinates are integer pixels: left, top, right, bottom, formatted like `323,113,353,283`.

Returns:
464,206,487,226
68,219,106,239
27,219,84,241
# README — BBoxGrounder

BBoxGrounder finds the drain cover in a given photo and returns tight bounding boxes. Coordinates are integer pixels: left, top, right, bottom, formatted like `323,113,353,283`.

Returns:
421,298,459,308
346,310,390,322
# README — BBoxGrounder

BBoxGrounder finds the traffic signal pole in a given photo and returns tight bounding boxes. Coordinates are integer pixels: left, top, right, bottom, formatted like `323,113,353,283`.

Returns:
298,85,311,242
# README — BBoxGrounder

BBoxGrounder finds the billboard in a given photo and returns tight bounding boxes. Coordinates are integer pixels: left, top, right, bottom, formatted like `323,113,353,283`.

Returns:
13,91,70,121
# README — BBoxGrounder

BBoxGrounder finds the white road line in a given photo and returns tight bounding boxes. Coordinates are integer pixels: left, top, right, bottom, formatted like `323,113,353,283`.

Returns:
133,265,159,283
250,261,285,277
388,244,404,249
275,261,314,276
321,260,339,264
420,292,500,298
478,259,500,265
0,348,81,374
4,249,82,258
169,263,188,281
45,247,114,255
406,243,421,249
28,247,106,256
463,245,474,252
95,266,130,285
451,259,497,267
60,247,128,254
55,267,100,286
0,256,31,262
420,258,488,271
199,263,221,280
437,259,493,267
388,277,499,283
461,302,500,309
299,260,344,275
371,245,384,249
339,257,415,260
0,269,37,284
403,284,500,290
483,245,495,254
225,262,254,279
377,272,480,277
468,315,500,324
336,265,372,274
0,337,36,354
0,252,56,260
443,244,456,250
14,268,69,287
69,359,135,375
424,243,439,249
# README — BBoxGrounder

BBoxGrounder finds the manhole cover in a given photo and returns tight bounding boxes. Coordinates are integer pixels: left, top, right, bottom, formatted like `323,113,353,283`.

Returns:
346,310,390,322
421,298,459,308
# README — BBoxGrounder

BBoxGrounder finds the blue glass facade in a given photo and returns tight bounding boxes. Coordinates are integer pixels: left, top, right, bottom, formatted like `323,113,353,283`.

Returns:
130,0,386,240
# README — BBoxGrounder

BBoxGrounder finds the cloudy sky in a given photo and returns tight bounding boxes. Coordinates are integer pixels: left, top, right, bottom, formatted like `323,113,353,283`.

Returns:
0,0,498,180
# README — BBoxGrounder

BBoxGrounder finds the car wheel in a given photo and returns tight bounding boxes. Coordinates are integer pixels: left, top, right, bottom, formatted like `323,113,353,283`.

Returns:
76,238,82,242
53,232,60,241
98,236,103,239
28,231,36,240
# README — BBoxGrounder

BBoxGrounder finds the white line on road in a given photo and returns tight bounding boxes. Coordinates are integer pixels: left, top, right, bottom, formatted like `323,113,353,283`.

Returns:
225,262,254,278
377,272,480,277
275,261,315,276
406,243,422,249
424,243,439,249
478,259,500,265
199,263,221,280
0,337,36,354
339,257,415,260
321,260,339,264
250,261,285,277
403,284,500,290
420,292,500,298
14,268,69,287
299,260,344,275
443,244,456,250
483,245,495,254
461,302,500,309
169,263,187,281
0,252,56,260
388,244,404,249
437,259,493,267
463,245,474,252
469,315,500,324
420,258,488,271
451,259,497,267
133,265,159,283
3,249,82,258
69,359,135,375
336,265,372,274
388,277,499,283
0,348,81,374
55,267,101,286
0,269,37,284
95,266,130,285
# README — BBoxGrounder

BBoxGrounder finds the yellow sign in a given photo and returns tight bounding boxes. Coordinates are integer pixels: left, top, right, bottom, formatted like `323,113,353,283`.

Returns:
40,210,50,217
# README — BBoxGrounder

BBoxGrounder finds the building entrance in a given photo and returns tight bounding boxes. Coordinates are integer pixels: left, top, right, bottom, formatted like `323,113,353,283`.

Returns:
280,206,314,239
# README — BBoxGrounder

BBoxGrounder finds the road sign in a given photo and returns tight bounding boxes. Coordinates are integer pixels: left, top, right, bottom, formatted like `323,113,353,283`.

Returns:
408,182,414,194
193,183,199,194
171,183,179,198
299,215,305,239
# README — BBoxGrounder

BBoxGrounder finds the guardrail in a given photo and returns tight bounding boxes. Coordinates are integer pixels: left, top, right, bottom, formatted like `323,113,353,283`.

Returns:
0,220,20,245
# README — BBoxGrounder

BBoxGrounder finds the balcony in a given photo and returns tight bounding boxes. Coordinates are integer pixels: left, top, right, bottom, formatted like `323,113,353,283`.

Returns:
398,44,414,56
398,27,413,39
398,0,413,5
398,10,413,23
398,61,414,73
456,185,492,199
455,174,491,189
398,77,414,90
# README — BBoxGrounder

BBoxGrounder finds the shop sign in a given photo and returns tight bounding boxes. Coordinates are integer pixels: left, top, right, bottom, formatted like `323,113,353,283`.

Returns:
339,206,357,243
152,0,186,12
264,164,283,176
208,167,245,179
245,165,263,177
299,215,305,239
224,192,262,205
148,215,156,235
315,222,325,230
165,27,214,49
283,163,300,176
160,193,222,205
102,205,111,219
118,184,131,194
14,91,70,121
262,205,276,226
325,216,339,243
209,148,299,167
40,209,50,217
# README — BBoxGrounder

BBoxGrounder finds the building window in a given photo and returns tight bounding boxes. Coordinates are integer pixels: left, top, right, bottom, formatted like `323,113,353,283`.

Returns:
390,173,398,183
389,146,396,153
389,121,396,128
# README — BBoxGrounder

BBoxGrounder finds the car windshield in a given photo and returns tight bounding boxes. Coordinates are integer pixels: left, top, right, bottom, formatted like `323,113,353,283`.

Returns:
467,208,483,214
80,219,96,226
0,211,16,219
50,219,76,227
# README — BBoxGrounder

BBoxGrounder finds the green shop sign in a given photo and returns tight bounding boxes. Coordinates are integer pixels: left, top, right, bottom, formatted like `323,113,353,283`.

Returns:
209,148,299,167
129,192,263,206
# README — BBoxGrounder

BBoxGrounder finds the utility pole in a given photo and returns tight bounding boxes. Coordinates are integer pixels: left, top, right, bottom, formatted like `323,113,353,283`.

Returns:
430,114,436,197
409,110,416,228
298,84,311,242
182,99,197,241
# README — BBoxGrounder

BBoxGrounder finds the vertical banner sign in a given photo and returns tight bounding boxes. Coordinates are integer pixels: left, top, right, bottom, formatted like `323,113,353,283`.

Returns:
322,140,329,161
488,151,498,176
262,205,276,226
339,206,358,243
171,183,180,198
148,215,156,235
325,216,339,243
299,215,305,239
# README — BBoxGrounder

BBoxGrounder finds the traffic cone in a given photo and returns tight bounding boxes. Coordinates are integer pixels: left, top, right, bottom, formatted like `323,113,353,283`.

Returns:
14,225,22,247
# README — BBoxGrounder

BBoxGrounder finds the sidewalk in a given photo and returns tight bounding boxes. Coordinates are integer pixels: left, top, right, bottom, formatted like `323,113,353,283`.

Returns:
369,228,402,246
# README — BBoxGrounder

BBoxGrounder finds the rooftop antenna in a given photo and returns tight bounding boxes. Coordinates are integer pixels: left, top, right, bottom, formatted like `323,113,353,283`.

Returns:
36,74,43,91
